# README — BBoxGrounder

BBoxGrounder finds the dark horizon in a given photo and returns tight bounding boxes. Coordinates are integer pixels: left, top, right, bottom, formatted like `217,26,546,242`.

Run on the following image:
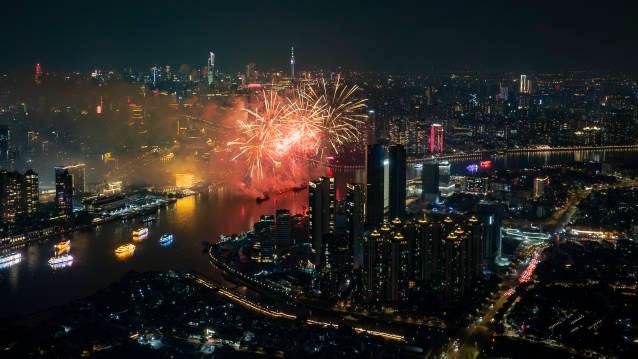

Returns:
2,0,637,74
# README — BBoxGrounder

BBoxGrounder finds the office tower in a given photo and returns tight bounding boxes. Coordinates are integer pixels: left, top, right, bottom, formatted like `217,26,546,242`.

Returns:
364,229,384,301
55,167,73,219
429,124,444,153
308,177,335,267
389,230,408,303
345,183,365,265
422,162,439,202
207,51,215,85
441,228,468,299
253,215,275,263
0,126,9,168
275,209,292,248
466,216,483,279
290,46,295,79
388,144,406,220
519,74,531,94
534,176,548,198
477,201,504,266
366,144,385,228
58,164,86,197
438,161,454,197
0,170,22,224
415,216,440,284
22,169,39,218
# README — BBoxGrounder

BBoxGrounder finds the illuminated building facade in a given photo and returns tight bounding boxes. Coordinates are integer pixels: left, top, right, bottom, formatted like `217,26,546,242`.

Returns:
365,215,484,304
58,164,86,197
308,177,335,268
207,51,215,85
274,209,292,248
429,123,444,153
0,126,10,169
253,215,275,263
54,167,73,219
345,183,365,265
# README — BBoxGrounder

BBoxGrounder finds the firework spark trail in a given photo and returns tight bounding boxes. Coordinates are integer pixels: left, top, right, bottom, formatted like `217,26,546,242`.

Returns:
306,75,367,154
227,90,290,179
228,78,367,184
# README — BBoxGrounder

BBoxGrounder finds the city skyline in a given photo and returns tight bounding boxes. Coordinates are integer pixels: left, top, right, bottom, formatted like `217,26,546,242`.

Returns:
2,1,638,73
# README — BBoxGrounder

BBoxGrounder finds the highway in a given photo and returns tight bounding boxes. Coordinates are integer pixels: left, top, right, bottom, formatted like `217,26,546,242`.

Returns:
194,276,405,342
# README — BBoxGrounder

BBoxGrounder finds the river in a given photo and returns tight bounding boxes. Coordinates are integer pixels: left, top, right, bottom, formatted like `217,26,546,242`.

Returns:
1,149,637,318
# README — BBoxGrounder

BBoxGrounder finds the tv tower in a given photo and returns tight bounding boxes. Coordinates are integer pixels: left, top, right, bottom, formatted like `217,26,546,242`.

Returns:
290,46,295,79
207,51,215,85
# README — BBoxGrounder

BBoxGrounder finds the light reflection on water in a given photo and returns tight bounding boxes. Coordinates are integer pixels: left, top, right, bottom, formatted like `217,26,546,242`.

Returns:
0,149,636,318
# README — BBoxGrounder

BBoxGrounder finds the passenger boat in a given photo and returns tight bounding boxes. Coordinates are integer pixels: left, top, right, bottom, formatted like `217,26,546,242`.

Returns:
0,252,22,268
54,239,71,251
158,233,173,246
115,243,136,254
48,254,73,266
132,227,149,238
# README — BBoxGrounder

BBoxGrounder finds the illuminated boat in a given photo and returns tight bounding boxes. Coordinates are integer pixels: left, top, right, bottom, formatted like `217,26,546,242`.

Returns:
115,243,136,254
54,239,71,251
158,233,173,246
48,254,74,267
132,227,149,238
0,252,22,265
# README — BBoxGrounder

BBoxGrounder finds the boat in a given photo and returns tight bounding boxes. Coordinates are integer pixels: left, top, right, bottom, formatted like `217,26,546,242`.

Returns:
115,243,136,254
48,254,73,266
159,233,174,246
142,216,156,223
0,252,21,265
132,227,149,238
54,239,71,251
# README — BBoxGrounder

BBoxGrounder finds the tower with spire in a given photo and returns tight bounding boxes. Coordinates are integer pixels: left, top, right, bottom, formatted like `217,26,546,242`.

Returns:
290,46,295,79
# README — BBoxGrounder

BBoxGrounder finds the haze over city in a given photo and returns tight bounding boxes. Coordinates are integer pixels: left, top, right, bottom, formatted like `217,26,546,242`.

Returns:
1,1,637,358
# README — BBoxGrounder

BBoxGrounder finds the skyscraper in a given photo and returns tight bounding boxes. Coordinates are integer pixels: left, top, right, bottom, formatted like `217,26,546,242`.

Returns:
0,126,9,169
429,124,444,153
54,167,73,219
345,183,365,265
274,209,292,248
366,144,385,229
308,177,335,268
519,74,531,94
0,170,22,224
253,215,275,263
388,144,406,220
207,51,215,85
0,169,39,225
438,161,454,197
22,169,39,218
59,164,86,197
290,46,295,79
422,162,439,202
477,201,504,266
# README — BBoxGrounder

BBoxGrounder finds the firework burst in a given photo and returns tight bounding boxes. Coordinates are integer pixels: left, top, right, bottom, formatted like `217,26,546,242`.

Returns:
227,90,290,179
228,77,367,183
306,75,367,154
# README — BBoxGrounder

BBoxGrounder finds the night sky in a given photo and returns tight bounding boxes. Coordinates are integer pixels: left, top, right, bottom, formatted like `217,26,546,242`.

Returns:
2,0,636,73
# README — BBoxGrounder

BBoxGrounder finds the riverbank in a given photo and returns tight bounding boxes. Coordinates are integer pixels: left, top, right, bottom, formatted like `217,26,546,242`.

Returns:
0,197,177,253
